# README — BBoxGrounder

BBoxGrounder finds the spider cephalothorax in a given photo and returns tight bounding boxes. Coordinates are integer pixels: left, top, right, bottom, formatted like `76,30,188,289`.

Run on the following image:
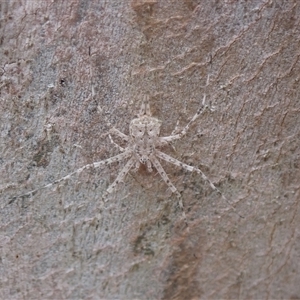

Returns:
129,102,162,171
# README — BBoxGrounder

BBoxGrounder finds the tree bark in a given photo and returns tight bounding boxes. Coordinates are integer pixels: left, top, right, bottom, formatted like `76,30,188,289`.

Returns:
1,1,300,299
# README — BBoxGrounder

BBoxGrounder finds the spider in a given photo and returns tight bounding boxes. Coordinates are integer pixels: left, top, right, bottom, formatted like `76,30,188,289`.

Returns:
10,95,240,220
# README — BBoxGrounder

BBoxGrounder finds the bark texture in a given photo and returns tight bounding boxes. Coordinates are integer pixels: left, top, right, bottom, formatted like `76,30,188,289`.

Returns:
1,1,300,299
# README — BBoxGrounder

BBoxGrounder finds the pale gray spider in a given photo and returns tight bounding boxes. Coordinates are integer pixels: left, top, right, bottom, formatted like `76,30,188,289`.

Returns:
10,95,240,220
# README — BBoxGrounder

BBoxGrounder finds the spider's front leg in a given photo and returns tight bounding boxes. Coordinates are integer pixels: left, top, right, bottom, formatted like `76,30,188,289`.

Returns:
108,127,130,152
109,127,129,142
108,134,125,152
160,94,207,144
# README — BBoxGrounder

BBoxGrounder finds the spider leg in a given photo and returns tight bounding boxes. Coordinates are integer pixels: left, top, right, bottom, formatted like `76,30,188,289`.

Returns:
170,119,180,136
156,150,243,218
103,156,136,200
150,155,187,223
138,95,151,117
160,94,207,143
109,127,129,142
108,133,125,152
9,150,132,204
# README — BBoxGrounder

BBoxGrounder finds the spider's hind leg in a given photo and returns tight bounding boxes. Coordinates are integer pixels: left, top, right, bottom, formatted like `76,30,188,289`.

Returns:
8,150,133,207
102,156,136,201
150,155,188,225
156,150,243,218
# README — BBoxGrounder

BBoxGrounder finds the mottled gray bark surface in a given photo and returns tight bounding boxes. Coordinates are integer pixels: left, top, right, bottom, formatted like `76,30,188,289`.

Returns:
1,1,300,299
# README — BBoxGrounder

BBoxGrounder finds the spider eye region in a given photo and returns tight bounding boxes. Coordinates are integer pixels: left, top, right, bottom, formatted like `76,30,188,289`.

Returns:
130,122,145,137
140,156,148,164
146,119,162,136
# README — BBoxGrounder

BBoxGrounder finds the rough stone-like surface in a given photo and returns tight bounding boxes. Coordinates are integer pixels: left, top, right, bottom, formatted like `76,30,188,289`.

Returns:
1,1,300,299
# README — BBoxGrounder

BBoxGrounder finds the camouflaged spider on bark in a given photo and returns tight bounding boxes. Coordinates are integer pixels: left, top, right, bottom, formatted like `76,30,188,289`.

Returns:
10,95,241,220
